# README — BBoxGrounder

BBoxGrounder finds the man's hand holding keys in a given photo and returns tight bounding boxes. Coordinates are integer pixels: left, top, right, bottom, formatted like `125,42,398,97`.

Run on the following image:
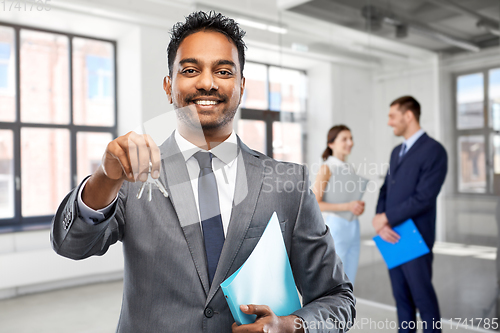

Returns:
82,131,162,210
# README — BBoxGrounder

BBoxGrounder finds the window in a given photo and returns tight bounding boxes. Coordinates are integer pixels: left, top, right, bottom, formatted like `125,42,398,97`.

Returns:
86,55,113,99
0,23,117,231
455,68,500,194
73,37,115,126
456,73,484,130
0,27,15,122
0,130,14,218
238,62,307,163
0,43,10,89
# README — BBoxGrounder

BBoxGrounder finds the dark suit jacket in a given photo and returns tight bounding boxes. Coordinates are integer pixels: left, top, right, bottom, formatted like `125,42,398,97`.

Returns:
51,134,355,333
376,133,448,249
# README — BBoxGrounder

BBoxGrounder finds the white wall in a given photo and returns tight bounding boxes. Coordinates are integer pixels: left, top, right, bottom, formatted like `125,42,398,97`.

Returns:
139,26,173,125
306,62,334,171
329,63,378,238
117,25,143,135
0,231,124,299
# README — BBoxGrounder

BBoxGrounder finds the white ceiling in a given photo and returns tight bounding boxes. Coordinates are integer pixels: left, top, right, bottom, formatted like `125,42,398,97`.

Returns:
285,0,500,54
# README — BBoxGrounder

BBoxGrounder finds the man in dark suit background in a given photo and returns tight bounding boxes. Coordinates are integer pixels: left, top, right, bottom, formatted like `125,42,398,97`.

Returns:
372,96,448,333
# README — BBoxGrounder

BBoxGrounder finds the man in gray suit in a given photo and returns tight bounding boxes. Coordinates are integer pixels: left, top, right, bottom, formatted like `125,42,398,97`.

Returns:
51,11,355,333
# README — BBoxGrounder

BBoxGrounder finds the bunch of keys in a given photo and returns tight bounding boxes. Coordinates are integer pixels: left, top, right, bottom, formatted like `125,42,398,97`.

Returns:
136,162,169,201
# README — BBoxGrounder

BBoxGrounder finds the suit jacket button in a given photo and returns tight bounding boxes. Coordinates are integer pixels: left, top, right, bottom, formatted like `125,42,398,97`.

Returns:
204,307,214,318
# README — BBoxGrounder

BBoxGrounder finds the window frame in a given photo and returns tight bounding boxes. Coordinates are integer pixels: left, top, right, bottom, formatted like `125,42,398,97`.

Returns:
239,61,307,162
0,21,118,233
453,67,497,196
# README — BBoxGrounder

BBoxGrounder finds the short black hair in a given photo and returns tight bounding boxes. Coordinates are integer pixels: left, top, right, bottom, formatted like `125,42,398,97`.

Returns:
390,95,421,123
167,11,246,77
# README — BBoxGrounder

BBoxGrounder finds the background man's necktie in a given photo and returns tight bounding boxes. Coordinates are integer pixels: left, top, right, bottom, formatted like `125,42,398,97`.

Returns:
399,143,407,163
193,151,225,286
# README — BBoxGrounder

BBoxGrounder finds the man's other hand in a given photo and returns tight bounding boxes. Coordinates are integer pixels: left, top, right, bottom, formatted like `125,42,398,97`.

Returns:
378,225,400,244
372,213,389,232
231,304,304,333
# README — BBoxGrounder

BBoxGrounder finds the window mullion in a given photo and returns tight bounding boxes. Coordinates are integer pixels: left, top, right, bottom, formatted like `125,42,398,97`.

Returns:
266,113,273,158
485,69,494,194
113,43,118,139
69,36,77,188
13,26,21,223
69,35,74,125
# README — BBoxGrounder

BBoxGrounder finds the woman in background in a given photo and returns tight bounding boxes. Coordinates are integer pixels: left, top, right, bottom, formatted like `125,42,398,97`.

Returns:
313,125,365,284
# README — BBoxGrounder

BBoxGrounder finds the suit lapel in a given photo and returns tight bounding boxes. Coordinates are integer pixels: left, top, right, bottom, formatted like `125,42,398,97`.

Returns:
389,148,399,177
160,134,210,296
393,133,428,174
205,137,263,306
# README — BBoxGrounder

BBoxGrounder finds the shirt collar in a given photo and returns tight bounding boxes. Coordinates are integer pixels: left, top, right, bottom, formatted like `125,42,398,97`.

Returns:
403,128,425,151
174,130,238,166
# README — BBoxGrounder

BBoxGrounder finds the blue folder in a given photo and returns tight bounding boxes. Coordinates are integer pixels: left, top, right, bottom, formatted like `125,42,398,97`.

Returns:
220,212,301,325
373,219,430,269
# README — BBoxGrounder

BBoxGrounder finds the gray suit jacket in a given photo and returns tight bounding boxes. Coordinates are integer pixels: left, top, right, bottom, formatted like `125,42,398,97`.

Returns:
51,134,355,332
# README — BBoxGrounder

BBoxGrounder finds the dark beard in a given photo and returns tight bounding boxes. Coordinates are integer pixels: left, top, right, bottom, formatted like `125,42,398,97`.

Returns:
174,105,237,132
174,90,237,131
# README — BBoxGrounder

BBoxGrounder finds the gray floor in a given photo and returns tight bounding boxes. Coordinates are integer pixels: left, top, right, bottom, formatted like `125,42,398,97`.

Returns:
0,281,122,333
0,241,497,333
0,280,489,333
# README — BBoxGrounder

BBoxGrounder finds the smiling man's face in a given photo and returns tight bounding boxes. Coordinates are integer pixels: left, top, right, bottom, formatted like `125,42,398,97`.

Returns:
165,30,245,132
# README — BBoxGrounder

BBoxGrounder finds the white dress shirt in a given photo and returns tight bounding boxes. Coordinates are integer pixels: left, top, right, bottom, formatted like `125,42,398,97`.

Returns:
174,130,238,236
78,130,239,236
401,128,425,155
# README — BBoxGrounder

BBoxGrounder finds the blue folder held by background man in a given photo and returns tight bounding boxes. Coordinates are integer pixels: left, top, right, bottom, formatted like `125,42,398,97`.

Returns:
220,212,301,325
373,219,430,269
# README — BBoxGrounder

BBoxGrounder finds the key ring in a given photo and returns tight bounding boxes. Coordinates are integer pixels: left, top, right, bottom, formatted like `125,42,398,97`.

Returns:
136,162,169,201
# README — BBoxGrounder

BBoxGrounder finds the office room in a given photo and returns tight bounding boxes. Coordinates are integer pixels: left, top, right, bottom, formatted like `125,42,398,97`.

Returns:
0,0,499,332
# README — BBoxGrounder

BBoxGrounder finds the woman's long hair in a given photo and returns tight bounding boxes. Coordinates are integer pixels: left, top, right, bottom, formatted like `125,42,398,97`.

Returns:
321,125,351,161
